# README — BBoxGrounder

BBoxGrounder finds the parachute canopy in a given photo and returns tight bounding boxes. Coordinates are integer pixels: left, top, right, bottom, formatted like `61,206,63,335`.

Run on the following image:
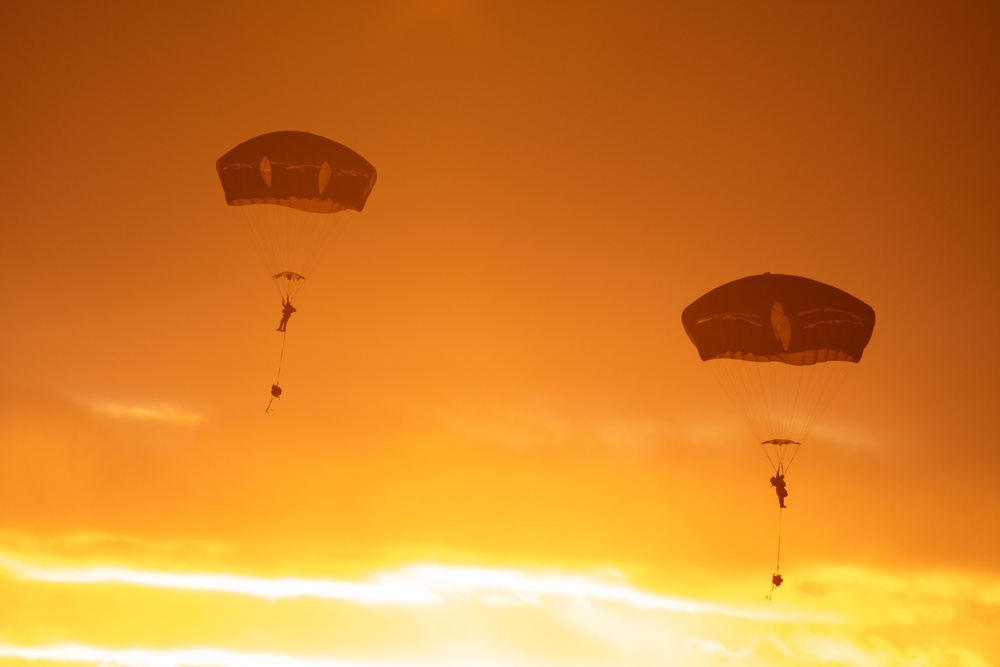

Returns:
682,273,875,469
217,131,377,213
682,273,875,366
216,131,377,300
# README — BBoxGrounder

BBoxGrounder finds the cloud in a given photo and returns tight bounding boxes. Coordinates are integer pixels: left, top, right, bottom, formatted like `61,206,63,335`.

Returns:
0,644,389,667
0,553,440,605
798,565,1000,627
683,637,753,658
89,401,202,425
403,564,799,621
429,399,695,454
433,405,573,450
0,551,791,621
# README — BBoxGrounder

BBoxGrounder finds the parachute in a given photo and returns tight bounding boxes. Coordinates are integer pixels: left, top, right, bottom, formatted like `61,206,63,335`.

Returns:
217,130,377,300
217,131,377,408
682,272,875,473
682,273,875,590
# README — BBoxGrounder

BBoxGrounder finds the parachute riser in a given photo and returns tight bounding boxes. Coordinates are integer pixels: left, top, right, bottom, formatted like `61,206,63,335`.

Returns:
234,202,350,300
705,352,856,450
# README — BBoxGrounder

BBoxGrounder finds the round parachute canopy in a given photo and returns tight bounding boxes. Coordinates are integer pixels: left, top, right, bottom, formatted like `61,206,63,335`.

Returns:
682,273,875,470
217,131,377,299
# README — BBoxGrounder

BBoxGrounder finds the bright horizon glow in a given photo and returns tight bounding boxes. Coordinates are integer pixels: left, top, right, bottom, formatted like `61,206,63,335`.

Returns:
2,548,996,667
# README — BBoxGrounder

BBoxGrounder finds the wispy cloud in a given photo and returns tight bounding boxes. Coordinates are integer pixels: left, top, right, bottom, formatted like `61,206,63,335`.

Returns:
0,553,439,605
89,401,202,425
0,644,395,667
797,565,1000,628
0,552,788,620
431,401,702,453
403,564,797,620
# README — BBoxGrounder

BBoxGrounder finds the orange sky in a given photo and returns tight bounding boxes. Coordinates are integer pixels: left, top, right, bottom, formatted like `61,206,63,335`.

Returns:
2,1,999,665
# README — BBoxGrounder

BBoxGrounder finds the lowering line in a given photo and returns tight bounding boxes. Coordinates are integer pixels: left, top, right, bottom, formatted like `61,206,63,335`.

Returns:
766,506,784,603
265,331,288,413
776,504,783,573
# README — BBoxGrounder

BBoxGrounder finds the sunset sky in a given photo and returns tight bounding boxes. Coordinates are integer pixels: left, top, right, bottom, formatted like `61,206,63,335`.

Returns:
2,1,999,665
